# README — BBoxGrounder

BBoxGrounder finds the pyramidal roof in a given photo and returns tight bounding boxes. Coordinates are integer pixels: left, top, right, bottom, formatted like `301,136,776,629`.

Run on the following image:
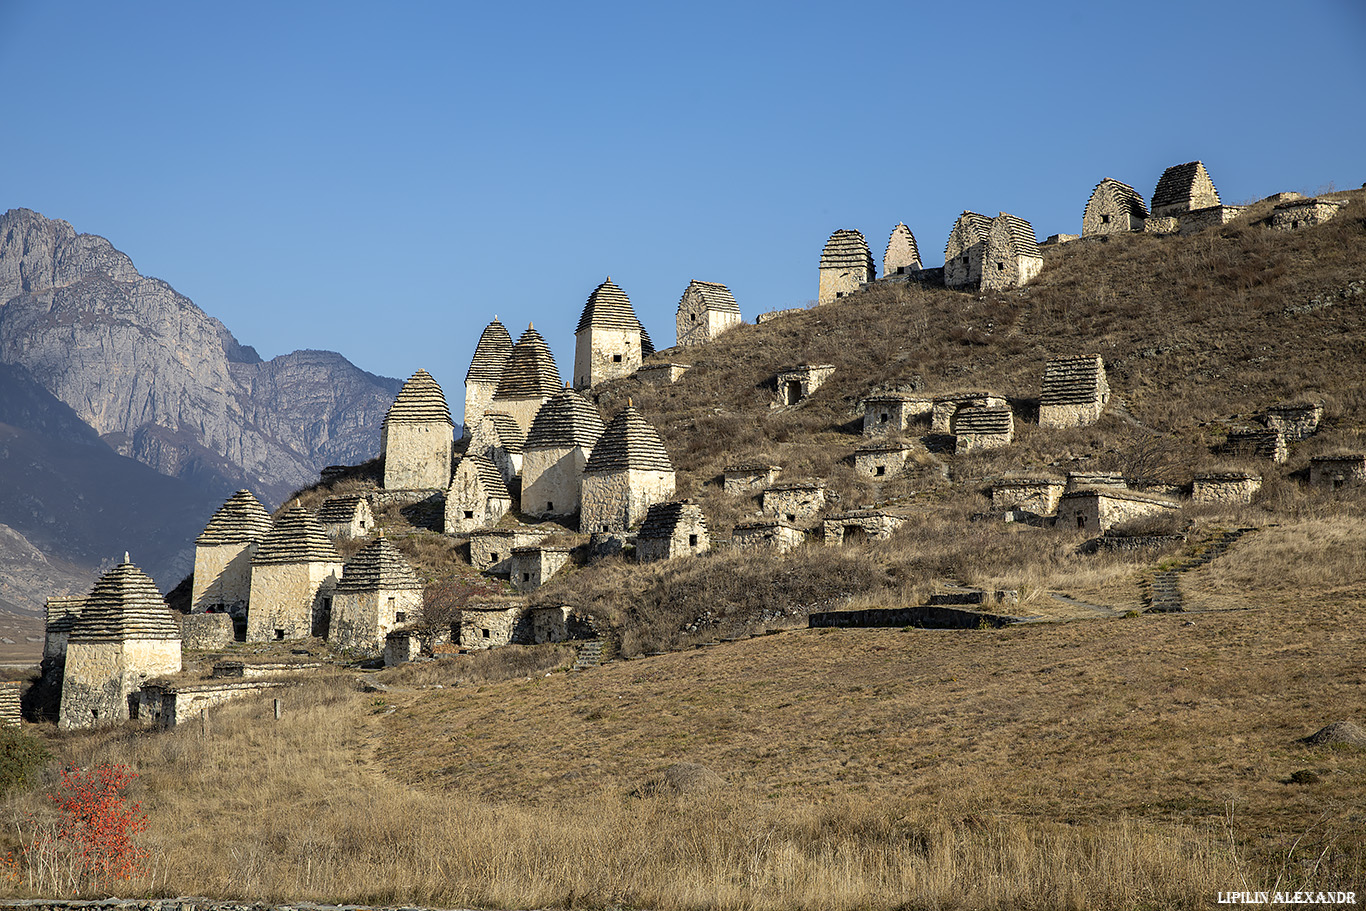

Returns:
68,557,179,643
384,369,453,427
196,490,273,546
1152,161,1219,211
819,229,874,271
455,453,512,500
991,213,1041,258
638,500,707,539
334,537,423,593
252,505,342,566
493,324,562,399
681,280,740,315
466,318,513,384
883,223,921,272
1088,178,1149,219
945,211,993,257
525,387,606,450
584,404,674,473
316,494,368,526
576,279,655,356
482,411,526,453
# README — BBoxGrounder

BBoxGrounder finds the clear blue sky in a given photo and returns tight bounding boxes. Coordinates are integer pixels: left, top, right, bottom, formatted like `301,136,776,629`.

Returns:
3,1,1363,412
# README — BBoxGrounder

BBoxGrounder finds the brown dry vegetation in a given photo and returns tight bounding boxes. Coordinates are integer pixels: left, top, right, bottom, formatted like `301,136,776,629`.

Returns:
10,205,1366,908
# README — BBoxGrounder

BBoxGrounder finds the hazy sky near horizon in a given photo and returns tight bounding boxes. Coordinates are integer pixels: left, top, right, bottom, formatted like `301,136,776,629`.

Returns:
2,1,1363,412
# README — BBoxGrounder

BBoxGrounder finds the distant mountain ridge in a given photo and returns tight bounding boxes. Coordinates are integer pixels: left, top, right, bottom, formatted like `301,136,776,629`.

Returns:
0,207,404,502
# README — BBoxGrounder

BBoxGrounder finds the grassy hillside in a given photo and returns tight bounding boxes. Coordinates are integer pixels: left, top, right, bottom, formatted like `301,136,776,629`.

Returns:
7,196,1366,910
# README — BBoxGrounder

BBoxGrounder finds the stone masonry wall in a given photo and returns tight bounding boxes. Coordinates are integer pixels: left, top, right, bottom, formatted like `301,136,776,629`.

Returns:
677,293,741,347
1192,476,1261,504
991,481,1064,516
463,378,499,437
383,422,452,490
191,542,255,613
761,487,826,524
330,587,422,651
179,613,235,650
59,638,181,730
580,469,675,533
245,561,341,641
818,266,869,304
575,326,641,390
522,445,590,519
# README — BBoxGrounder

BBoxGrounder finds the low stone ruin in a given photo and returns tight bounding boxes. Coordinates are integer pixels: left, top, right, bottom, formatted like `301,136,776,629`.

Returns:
723,463,780,495
822,510,905,545
1150,160,1221,218
762,481,827,525
317,495,374,541
1222,427,1287,463
637,500,709,563
1309,455,1366,490
731,519,805,553
776,364,835,406
953,406,1015,454
1039,355,1109,428
1083,178,1149,235
456,598,526,650
854,440,918,478
862,392,932,436
636,362,690,384
1269,197,1344,231
468,526,550,575
1262,401,1322,441
818,229,875,304
1055,487,1181,534
932,392,1006,433
510,545,573,592
328,538,423,651
990,475,1065,516
1192,472,1262,504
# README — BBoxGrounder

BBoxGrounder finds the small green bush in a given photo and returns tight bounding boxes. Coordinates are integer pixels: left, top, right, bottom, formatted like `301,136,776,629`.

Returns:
0,727,49,796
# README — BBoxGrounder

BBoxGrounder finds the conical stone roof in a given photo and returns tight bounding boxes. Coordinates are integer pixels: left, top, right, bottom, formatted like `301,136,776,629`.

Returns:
680,280,740,315
334,538,423,594
1152,161,1219,212
456,454,512,500
483,411,525,454
196,490,273,546
384,369,453,427
252,505,342,566
466,318,513,384
494,325,562,398
883,223,921,273
1086,178,1149,220
525,387,606,450
944,211,992,258
991,213,1041,258
819,229,874,271
584,405,674,473
576,279,655,356
68,557,179,643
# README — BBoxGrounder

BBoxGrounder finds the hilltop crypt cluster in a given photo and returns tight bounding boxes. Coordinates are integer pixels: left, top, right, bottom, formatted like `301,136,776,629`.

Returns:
35,159,1359,732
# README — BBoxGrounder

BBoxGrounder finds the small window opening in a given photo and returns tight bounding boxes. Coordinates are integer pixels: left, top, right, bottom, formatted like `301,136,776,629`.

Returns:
490,552,499,562
612,354,623,363
481,628,491,639
962,255,969,265
92,709,99,720
547,501,554,511
1101,214,1111,225
688,534,698,547
785,513,797,523
690,314,697,322
359,520,367,530
1292,220,1300,229
395,611,406,623
464,510,474,519
523,573,531,582
1076,515,1086,529
997,262,1005,271
275,629,285,640
875,465,886,477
